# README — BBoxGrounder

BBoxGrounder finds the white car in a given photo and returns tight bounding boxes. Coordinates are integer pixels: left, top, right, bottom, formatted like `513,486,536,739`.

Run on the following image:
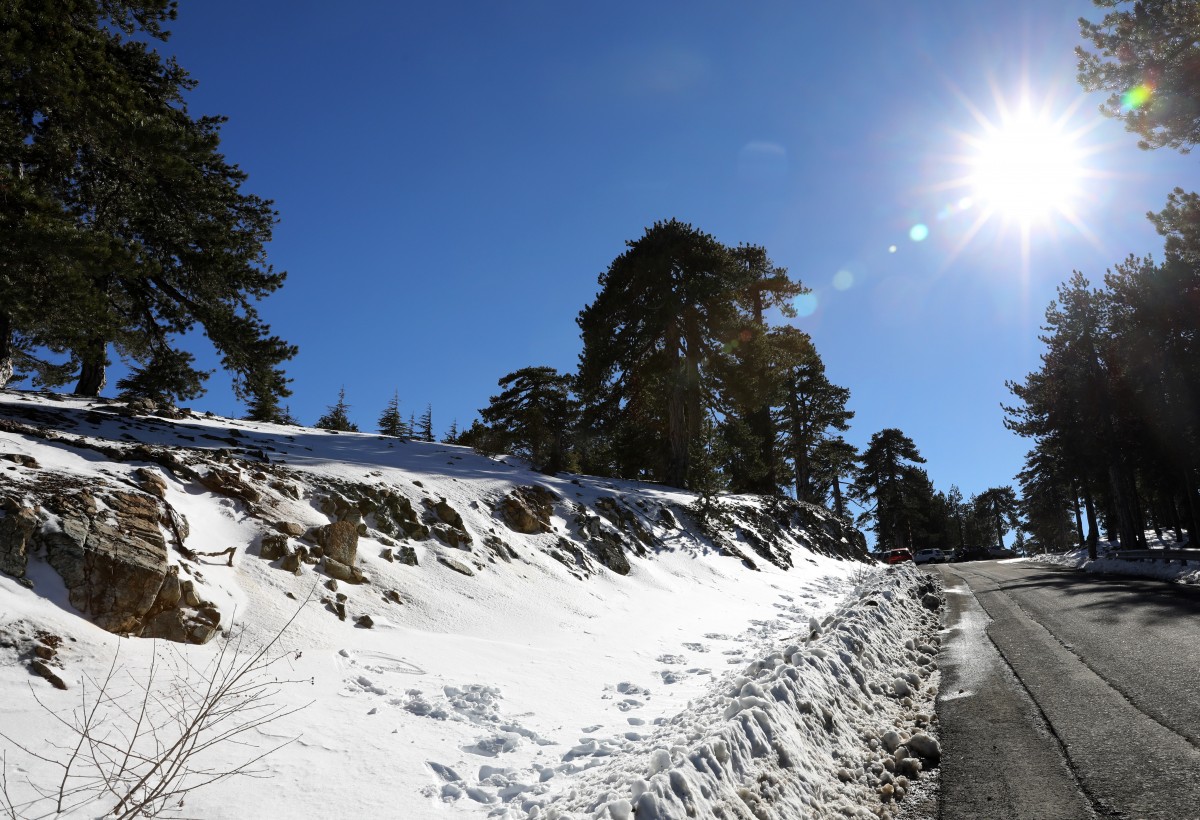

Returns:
913,548,946,564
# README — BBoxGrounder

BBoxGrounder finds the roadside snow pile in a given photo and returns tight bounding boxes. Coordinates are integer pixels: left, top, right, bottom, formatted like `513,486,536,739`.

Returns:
1033,538,1200,585
526,565,944,820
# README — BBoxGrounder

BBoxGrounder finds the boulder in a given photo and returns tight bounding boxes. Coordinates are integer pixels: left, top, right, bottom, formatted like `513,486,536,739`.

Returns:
432,524,471,550
497,486,555,534
259,533,290,561
324,557,365,585
437,555,475,576
313,520,358,566
396,546,419,566
428,498,464,528
273,521,306,537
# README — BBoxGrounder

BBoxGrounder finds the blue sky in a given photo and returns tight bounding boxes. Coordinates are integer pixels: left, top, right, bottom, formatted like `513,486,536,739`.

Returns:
158,0,1195,505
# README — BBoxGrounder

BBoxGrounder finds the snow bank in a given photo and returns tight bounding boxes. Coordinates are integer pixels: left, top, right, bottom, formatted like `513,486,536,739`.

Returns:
523,565,943,820
1031,540,1200,586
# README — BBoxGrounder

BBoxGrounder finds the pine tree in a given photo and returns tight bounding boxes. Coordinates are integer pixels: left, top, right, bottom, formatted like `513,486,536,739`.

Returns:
417,405,434,442
973,486,1019,552
0,0,295,409
577,220,754,489
1078,1,1200,152
442,419,459,444
377,391,408,438
476,366,577,473
315,388,359,432
809,436,859,520
850,428,928,551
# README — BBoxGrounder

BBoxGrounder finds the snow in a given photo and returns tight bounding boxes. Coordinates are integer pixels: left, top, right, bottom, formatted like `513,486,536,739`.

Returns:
0,391,943,818
1028,535,1200,585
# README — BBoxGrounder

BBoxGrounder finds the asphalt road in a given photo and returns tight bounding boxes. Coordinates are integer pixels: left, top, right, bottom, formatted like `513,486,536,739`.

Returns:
932,560,1200,820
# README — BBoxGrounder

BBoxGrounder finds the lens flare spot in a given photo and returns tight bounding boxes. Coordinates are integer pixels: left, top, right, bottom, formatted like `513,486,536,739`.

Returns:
1121,84,1153,112
794,292,818,317
832,269,854,290
909,223,929,242
888,245,898,254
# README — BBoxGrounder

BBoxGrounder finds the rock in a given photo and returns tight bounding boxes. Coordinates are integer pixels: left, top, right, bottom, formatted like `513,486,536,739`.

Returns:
274,521,306,537
428,498,463,528
396,546,419,566
355,614,374,629
325,578,338,592
432,524,471,549
259,533,290,561
437,555,475,576
180,579,201,607
380,548,394,562
38,489,184,635
496,486,556,534
921,593,941,611
0,503,39,578
132,467,168,499
313,520,358,566
324,557,364,584
30,659,67,690
2,453,40,469
279,551,304,574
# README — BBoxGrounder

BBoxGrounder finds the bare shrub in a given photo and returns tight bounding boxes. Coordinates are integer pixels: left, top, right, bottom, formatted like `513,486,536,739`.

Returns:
1,607,311,819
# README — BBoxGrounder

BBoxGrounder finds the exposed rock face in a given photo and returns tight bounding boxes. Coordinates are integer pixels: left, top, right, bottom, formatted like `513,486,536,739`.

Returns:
497,486,555,534
0,499,38,578
0,475,219,644
437,555,475,576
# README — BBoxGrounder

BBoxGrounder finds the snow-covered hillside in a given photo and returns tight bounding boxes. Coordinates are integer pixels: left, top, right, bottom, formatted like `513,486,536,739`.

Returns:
0,391,943,819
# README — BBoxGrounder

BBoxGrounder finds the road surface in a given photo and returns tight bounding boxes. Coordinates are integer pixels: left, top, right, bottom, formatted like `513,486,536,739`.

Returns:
932,560,1200,820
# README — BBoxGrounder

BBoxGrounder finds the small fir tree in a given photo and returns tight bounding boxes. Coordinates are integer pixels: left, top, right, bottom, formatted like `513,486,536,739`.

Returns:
417,404,434,442
443,419,459,443
315,387,359,432
377,391,408,437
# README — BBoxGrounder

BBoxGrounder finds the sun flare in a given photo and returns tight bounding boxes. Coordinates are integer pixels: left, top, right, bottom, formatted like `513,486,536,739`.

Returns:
967,108,1084,225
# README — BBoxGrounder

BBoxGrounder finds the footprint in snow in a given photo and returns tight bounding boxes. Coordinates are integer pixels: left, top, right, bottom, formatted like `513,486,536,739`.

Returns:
682,642,708,653
704,633,731,641
656,653,687,664
617,698,644,712
659,669,686,684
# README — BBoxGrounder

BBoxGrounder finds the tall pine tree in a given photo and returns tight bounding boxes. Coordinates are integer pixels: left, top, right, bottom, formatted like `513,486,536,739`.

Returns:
0,0,295,410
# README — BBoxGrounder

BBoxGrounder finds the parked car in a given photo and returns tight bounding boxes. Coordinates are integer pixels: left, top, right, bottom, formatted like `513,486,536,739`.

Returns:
951,546,991,562
913,548,947,564
881,548,913,565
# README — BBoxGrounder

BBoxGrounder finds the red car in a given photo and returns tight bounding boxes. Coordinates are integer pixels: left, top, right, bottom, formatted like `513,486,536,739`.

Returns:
881,548,913,565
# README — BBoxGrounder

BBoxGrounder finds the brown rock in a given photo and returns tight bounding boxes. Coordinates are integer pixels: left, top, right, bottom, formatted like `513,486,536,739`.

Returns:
0,504,39,578
274,521,306,537
324,557,364,584
497,486,556,534
314,521,358,566
259,533,290,561
133,467,168,499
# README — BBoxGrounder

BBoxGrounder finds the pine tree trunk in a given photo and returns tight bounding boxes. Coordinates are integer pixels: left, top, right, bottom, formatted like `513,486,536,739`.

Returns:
1106,462,1138,550
747,404,777,494
74,342,108,396
831,474,844,519
665,319,688,490
1182,465,1200,546
1083,485,1099,560
0,312,13,389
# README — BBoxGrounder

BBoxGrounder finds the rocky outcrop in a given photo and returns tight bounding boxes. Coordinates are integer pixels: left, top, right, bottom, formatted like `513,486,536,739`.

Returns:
496,486,556,534
0,498,38,578
0,474,219,644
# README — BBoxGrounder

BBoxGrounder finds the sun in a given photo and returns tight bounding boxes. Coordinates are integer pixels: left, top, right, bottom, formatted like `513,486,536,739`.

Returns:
966,106,1085,225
